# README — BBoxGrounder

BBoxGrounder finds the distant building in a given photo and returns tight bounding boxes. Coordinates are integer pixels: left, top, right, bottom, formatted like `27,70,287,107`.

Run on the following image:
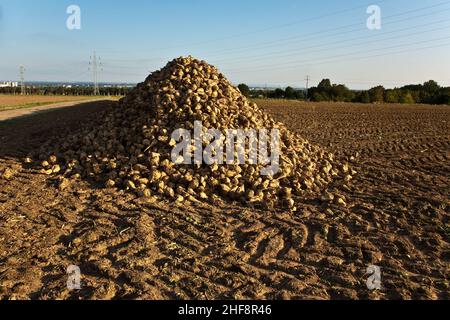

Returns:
0,81,19,88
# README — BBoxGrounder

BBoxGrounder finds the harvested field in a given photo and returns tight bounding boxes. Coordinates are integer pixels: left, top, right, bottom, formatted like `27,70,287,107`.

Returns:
0,99,449,300
0,95,102,111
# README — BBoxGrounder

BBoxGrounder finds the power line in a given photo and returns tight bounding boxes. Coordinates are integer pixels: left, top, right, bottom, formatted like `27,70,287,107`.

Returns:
207,2,450,61
79,1,450,86
203,1,450,58
89,51,102,95
19,65,25,95
100,1,450,74
153,0,392,52
223,35,450,74
211,17,450,66
237,41,450,86
305,76,310,100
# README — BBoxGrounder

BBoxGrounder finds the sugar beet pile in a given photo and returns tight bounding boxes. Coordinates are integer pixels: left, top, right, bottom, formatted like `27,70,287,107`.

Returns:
34,56,350,211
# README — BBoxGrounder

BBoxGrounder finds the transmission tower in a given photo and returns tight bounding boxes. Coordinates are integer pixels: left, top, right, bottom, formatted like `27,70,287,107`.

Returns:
20,65,26,95
89,51,102,95
305,75,310,101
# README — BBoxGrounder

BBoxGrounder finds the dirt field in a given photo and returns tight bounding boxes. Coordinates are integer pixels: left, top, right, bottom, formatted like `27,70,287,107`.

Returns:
0,100,449,300
0,95,101,111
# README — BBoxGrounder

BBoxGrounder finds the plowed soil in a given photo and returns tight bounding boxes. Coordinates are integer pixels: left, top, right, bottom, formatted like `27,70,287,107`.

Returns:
0,100,449,300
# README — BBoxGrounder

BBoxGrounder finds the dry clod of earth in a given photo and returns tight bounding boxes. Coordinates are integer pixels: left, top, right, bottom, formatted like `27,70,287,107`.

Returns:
1,168,15,180
33,56,347,210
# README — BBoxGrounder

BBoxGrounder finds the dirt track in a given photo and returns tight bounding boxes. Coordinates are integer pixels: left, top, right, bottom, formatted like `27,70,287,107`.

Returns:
0,98,108,121
0,100,449,300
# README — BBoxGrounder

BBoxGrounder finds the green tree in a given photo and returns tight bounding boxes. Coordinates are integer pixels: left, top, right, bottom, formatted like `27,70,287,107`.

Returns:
399,91,415,104
368,86,385,103
312,92,325,102
330,84,353,101
421,80,441,104
436,87,450,104
284,86,296,99
384,89,399,103
423,80,440,95
358,91,371,103
318,79,332,90
237,84,250,97
274,88,284,98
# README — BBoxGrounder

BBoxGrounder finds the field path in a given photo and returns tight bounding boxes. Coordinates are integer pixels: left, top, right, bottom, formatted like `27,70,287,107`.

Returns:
0,98,111,122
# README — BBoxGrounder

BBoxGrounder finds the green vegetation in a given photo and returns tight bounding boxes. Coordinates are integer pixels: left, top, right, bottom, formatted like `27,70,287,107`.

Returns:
243,79,450,105
0,86,133,96
237,83,250,97
2,79,449,105
309,79,355,102
250,87,305,100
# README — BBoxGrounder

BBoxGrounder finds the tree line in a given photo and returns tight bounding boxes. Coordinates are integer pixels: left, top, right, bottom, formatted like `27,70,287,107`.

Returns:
0,86,134,96
238,80,450,105
1,81,449,105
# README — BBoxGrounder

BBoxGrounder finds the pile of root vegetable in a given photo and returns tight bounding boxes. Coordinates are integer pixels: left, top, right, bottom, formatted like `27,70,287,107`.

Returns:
32,56,351,211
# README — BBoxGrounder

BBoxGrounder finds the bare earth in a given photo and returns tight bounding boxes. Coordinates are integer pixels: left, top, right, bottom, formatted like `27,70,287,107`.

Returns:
0,100,449,300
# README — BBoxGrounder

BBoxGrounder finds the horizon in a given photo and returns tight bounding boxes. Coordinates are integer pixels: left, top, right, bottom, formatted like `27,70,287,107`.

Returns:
1,0,450,89
0,79,444,92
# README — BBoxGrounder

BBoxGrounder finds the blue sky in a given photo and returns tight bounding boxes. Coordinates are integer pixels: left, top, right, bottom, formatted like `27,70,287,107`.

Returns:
1,0,450,89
